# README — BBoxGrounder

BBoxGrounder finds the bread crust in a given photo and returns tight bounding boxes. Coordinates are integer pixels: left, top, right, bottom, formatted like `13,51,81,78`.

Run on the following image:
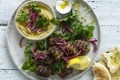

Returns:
92,63,111,80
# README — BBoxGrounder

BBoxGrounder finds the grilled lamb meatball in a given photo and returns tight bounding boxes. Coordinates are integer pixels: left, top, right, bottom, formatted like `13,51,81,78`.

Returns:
73,40,90,55
67,43,78,55
59,68,73,78
49,37,66,45
35,65,52,77
36,56,53,66
48,46,64,60
49,37,54,45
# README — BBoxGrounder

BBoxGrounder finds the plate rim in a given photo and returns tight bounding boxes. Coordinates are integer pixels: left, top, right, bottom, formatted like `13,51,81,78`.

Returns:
6,0,101,80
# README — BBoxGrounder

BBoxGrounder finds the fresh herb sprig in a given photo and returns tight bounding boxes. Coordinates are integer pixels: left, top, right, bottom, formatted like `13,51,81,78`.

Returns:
37,40,46,51
36,14,49,28
22,44,36,72
16,11,29,22
29,2,41,13
50,61,67,75
51,10,94,41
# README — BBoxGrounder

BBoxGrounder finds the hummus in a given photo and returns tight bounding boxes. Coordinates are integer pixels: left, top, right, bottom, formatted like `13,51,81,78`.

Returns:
16,2,55,40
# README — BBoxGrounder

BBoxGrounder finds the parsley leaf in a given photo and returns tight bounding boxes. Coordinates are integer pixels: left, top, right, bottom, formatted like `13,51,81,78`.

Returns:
22,44,36,72
29,2,41,13
36,15,49,27
83,25,94,39
52,10,94,40
16,12,29,22
51,61,67,75
29,2,37,8
37,40,46,51
32,7,41,13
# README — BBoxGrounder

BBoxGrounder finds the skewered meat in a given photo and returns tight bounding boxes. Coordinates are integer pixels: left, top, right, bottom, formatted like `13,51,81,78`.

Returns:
48,46,64,60
73,40,90,55
35,65,52,77
59,68,73,78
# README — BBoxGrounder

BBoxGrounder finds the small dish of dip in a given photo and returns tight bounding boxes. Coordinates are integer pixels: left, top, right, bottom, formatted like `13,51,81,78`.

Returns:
15,0,56,40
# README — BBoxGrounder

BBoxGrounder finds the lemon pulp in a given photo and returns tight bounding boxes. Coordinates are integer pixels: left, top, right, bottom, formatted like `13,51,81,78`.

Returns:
67,56,91,70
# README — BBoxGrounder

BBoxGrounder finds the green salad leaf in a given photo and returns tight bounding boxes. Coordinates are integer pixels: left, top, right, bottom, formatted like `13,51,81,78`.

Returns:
82,25,94,39
24,44,32,53
29,2,37,8
51,61,67,75
52,10,94,40
29,65,36,72
16,12,29,22
24,44,32,57
51,18,59,25
22,62,31,70
29,2,41,13
32,7,41,13
36,14,49,27
70,19,94,40
37,40,46,51
22,44,36,72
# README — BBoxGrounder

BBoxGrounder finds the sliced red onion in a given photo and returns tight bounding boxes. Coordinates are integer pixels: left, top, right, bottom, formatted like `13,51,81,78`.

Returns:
31,25,35,31
25,21,31,28
34,51,48,62
19,37,24,48
89,38,97,42
63,25,73,33
91,41,97,52
62,57,69,63
59,46,68,56
81,35,88,41
82,35,97,52
53,39,69,56
53,38,57,44
29,9,38,21
68,50,81,59
62,27,66,34
34,47,38,53
59,40,66,43
29,9,33,18
88,38,97,52
31,27,39,33
26,9,40,32
56,42,69,46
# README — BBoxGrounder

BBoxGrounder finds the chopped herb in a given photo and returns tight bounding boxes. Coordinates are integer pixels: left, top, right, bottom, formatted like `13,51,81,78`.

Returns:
24,44,33,53
82,25,94,39
29,2,37,8
36,14,49,27
51,61,67,75
37,40,46,51
51,18,59,25
22,59,31,70
29,2,41,13
16,11,29,22
29,65,36,72
32,7,41,12
22,44,36,72
52,10,94,40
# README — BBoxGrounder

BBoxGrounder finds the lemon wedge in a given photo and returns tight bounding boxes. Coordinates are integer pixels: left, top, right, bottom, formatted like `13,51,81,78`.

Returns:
67,56,91,70
67,57,81,68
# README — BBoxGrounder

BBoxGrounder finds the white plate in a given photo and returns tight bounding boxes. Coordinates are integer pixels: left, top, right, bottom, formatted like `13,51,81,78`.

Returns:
6,0,101,80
